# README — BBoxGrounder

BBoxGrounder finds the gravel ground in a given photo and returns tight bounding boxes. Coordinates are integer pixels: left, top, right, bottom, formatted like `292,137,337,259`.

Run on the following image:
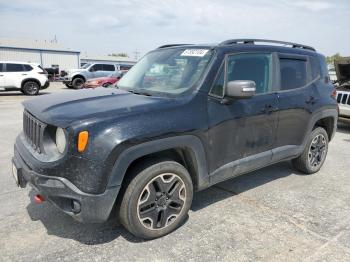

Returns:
1,82,350,261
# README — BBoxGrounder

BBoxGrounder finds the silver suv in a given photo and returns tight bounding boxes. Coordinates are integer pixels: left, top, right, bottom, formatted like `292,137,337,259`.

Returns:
62,63,121,89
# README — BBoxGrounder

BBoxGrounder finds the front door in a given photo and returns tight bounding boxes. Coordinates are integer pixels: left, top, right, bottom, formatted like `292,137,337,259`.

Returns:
207,52,278,184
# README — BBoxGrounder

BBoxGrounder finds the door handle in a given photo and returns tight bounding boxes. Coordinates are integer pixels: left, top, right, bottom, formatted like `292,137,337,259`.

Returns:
21,74,27,76
0,75,3,76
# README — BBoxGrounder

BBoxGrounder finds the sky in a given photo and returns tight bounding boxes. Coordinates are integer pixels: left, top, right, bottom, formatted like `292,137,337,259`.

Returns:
0,0,349,59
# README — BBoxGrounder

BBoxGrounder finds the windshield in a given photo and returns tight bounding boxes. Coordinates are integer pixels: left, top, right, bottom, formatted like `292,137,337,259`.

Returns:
117,48,212,95
81,63,91,69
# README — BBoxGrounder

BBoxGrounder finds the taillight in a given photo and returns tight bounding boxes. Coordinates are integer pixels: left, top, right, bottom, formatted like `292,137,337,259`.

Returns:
331,88,337,99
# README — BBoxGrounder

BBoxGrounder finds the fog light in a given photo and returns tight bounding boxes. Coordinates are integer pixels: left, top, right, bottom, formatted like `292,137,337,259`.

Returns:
71,200,81,213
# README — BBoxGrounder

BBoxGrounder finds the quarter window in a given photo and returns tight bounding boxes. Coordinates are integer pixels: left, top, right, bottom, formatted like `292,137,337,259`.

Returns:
227,53,272,94
279,58,307,90
103,64,115,71
5,63,24,72
210,65,225,97
23,65,33,71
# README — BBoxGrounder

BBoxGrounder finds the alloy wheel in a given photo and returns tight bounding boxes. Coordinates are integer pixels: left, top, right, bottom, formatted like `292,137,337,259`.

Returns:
308,134,327,167
137,173,186,230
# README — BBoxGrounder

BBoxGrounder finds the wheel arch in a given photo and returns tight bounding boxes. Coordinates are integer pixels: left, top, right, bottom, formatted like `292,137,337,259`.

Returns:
72,74,86,82
21,78,41,89
309,108,338,142
107,135,209,192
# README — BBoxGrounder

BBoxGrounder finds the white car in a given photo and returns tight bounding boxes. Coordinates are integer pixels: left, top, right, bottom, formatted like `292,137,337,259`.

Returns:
334,57,350,118
0,61,49,95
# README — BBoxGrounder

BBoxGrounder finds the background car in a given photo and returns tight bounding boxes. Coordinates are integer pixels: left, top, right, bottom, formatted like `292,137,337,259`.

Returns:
62,63,122,89
0,61,49,95
334,57,350,118
84,73,121,88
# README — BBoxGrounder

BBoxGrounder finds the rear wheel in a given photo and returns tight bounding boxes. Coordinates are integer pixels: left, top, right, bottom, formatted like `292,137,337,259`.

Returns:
72,77,85,89
22,81,40,95
119,160,193,239
292,127,329,174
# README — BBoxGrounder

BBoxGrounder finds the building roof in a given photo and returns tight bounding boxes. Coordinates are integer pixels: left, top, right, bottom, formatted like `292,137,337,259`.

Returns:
0,38,80,53
80,54,136,63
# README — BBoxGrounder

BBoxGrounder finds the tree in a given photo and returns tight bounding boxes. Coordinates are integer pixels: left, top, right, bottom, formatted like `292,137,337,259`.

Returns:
326,53,342,65
109,53,129,57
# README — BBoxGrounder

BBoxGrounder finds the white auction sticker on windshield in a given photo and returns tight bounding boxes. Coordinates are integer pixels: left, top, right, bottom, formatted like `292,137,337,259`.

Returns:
181,49,209,57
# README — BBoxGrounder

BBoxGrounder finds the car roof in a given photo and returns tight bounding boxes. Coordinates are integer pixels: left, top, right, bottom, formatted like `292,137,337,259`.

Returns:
0,61,39,65
157,39,319,57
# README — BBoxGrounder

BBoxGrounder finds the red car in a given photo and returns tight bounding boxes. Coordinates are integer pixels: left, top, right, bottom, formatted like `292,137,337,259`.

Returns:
84,74,121,88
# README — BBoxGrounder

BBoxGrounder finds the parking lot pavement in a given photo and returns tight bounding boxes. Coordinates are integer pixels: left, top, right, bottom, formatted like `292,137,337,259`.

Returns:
1,83,350,261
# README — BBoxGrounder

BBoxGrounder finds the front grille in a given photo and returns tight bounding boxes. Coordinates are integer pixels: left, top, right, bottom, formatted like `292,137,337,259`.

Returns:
336,91,350,105
23,111,46,153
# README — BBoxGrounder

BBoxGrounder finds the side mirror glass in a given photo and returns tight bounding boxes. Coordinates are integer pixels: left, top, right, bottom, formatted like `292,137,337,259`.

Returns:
225,80,256,99
89,67,95,72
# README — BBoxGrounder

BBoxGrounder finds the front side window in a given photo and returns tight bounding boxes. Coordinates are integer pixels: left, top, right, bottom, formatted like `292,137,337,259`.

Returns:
91,64,103,71
5,63,24,72
280,58,307,90
117,48,213,95
227,53,272,94
23,65,33,71
0,63,4,72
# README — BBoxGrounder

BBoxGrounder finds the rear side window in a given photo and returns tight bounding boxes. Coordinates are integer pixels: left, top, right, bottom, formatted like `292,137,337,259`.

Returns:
103,64,115,71
24,65,33,71
310,56,321,80
5,63,24,72
279,59,307,90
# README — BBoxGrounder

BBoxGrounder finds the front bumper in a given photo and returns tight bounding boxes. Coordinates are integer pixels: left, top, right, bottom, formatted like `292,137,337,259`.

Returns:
12,143,120,223
41,80,50,89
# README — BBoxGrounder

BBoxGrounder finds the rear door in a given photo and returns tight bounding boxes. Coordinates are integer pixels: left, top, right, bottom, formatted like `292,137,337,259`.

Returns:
101,64,116,77
273,54,316,161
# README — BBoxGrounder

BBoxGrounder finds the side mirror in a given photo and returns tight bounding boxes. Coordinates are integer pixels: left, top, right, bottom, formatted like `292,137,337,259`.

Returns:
89,67,95,72
225,80,256,99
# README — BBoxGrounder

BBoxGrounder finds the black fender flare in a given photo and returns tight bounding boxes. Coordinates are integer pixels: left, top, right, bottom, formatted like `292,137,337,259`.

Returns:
72,75,86,82
107,135,209,191
306,108,338,143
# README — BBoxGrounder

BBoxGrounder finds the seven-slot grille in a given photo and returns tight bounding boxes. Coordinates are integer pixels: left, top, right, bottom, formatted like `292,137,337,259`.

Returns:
23,110,46,153
336,91,350,105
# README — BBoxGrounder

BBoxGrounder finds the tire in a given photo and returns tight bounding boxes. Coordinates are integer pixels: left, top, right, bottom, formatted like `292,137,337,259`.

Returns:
21,81,40,96
72,77,85,89
292,127,329,174
119,160,193,239
102,82,112,87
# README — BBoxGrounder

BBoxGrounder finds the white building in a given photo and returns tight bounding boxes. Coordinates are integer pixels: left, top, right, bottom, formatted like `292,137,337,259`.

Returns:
0,38,136,71
0,38,80,70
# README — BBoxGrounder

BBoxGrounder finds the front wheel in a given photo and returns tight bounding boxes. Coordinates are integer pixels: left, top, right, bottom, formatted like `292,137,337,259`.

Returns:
72,77,85,89
22,81,40,95
119,160,193,239
292,127,329,174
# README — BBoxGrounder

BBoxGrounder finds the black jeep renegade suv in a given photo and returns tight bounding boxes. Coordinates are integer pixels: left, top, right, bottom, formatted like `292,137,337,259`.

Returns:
12,39,338,239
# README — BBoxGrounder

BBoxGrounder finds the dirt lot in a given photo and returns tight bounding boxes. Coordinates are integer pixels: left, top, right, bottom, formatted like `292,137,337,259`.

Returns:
1,82,350,261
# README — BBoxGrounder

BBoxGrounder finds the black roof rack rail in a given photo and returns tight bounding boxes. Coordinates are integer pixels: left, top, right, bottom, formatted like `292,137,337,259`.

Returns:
157,44,193,49
219,39,316,51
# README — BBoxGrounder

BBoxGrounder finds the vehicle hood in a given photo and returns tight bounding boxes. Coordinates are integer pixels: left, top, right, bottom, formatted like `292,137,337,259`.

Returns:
335,57,350,83
23,88,176,128
67,68,86,75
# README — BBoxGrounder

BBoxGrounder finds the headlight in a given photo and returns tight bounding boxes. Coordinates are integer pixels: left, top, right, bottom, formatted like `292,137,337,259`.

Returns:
56,128,67,154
